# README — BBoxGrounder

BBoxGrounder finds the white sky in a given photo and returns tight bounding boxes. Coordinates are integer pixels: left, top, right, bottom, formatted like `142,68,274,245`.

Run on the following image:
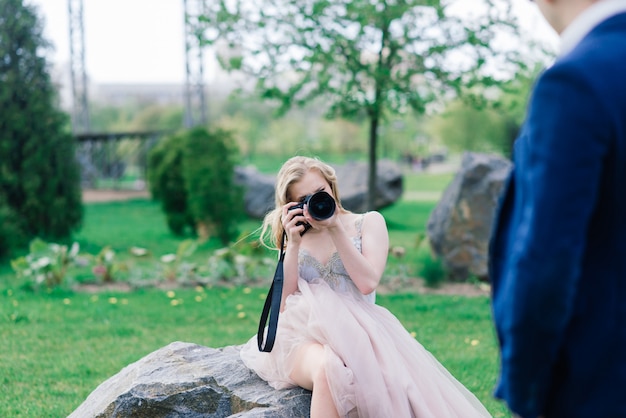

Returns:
27,0,559,85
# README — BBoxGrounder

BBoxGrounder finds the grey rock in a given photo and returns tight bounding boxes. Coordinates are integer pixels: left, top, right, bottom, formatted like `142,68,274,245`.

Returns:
234,166,276,219
335,160,403,213
427,152,512,281
235,160,403,219
69,342,311,418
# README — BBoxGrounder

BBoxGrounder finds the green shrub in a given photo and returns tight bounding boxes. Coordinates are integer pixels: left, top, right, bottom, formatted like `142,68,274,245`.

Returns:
183,127,244,244
148,127,244,244
147,133,194,235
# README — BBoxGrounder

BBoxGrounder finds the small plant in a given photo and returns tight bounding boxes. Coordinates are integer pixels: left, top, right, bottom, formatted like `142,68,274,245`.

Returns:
415,235,447,288
202,242,275,286
159,239,198,282
205,247,238,283
384,245,415,291
419,251,446,288
11,238,80,290
92,246,120,283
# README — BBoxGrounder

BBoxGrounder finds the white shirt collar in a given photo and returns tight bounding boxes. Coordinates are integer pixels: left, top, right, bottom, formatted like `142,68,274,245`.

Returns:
560,0,626,56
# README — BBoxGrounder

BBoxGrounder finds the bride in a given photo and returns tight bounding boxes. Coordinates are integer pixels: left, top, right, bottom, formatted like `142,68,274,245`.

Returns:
240,156,491,418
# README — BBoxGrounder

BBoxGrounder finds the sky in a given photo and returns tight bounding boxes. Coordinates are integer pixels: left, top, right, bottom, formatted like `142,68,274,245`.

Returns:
29,0,189,84
27,0,559,85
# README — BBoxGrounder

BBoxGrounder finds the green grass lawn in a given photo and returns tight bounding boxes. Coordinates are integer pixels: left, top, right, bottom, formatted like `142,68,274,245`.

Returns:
403,171,454,192
71,199,264,257
0,287,509,417
0,170,511,417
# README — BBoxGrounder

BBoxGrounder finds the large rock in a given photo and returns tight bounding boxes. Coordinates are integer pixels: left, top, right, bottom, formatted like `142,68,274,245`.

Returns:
427,152,512,281
69,342,311,418
235,160,403,219
335,160,403,213
234,166,276,219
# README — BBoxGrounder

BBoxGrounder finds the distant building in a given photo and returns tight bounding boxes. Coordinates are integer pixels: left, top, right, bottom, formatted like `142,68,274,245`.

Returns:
91,83,187,106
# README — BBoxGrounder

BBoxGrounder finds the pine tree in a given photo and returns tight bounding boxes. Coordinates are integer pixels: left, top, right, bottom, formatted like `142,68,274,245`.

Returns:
0,0,82,256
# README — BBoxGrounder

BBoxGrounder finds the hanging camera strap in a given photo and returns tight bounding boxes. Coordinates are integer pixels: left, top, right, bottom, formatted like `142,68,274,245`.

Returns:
257,231,286,352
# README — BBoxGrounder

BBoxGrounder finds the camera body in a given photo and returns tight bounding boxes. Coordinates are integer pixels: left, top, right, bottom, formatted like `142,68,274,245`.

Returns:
288,191,336,236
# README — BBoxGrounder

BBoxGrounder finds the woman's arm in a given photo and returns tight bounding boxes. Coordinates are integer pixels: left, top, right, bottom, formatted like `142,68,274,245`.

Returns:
281,243,300,311
280,203,306,310
328,211,389,295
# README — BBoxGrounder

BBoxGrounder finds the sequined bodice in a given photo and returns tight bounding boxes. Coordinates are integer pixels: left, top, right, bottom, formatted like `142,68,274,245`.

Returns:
298,214,375,303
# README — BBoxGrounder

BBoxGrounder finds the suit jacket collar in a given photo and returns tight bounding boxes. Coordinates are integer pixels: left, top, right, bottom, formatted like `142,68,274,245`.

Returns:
560,0,626,57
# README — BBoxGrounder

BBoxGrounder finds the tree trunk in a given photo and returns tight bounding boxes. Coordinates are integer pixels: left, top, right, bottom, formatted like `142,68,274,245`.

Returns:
367,114,379,211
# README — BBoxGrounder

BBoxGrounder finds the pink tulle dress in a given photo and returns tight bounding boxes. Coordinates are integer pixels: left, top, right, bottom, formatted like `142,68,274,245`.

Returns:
240,214,491,417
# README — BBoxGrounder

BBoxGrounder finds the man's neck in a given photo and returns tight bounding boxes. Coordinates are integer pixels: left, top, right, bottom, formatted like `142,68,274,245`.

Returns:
553,0,596,34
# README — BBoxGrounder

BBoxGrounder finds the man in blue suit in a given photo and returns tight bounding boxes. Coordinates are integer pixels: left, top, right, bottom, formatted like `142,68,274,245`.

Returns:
489,0,626,417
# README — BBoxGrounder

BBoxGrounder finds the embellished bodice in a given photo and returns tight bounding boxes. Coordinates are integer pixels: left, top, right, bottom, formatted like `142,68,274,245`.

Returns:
298,214,375,303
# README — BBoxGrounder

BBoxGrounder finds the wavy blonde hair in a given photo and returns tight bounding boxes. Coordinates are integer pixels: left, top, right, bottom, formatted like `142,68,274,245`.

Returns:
260,156,348,250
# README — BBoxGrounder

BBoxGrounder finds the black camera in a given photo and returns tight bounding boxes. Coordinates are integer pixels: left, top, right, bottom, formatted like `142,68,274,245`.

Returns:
288,191,336,235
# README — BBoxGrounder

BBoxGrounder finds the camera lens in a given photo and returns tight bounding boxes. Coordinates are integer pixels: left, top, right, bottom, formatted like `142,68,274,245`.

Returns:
306,191,335,220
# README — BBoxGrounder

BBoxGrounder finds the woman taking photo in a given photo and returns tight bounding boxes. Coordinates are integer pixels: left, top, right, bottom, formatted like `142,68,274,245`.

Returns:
240,156,490,418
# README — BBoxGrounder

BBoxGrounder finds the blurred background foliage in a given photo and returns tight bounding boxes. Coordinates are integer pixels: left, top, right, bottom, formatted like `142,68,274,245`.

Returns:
78,61,539,169
0,0,553,266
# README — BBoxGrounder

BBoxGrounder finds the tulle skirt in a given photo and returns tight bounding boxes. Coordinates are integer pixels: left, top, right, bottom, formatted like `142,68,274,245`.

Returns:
240,278,491,418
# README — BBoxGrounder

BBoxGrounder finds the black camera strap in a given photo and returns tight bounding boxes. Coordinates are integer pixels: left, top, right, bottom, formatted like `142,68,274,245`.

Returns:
257,231,286,352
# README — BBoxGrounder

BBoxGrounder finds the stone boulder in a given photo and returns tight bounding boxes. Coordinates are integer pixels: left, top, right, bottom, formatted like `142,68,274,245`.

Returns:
234,166,276,219
234,160,403,219
427,152,512,281
69,341,311,418
335,160,403,213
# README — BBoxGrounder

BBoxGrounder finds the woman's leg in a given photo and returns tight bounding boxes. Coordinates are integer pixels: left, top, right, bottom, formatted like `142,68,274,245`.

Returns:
289,343,340,418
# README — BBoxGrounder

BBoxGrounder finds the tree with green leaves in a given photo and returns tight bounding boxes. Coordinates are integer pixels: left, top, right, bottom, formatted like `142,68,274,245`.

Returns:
0,0,83,257
199,0,524,209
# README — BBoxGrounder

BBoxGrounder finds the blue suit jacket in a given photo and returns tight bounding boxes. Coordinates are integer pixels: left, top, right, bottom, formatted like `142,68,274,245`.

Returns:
489,13,626,418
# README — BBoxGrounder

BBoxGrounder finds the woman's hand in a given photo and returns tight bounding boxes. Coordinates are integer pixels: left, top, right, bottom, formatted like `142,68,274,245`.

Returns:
282,203,307,244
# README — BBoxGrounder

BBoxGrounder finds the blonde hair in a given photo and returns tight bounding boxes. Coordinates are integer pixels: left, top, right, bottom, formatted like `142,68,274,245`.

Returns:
260,156,348,250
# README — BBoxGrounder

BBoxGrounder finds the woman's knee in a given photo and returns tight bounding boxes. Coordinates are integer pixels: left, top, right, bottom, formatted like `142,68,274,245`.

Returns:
289,343,328,388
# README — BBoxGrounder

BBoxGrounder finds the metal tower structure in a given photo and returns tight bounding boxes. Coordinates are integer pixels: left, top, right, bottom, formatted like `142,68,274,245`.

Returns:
183,0,208,128
68,0,91,133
